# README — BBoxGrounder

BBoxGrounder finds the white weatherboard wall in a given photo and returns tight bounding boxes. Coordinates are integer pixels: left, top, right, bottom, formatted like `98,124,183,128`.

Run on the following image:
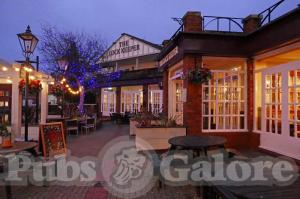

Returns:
99,34,160,63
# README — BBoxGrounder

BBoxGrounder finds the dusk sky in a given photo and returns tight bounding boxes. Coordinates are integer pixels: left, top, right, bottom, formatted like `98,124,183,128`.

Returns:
0,0,298,64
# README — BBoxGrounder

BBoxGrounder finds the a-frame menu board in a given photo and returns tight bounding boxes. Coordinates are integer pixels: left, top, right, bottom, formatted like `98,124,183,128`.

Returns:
39,122,66,158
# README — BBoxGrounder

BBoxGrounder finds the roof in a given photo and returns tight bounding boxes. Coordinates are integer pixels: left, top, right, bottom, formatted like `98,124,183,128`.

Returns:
0,59,11,66
121,33,162,50
98,33,162,63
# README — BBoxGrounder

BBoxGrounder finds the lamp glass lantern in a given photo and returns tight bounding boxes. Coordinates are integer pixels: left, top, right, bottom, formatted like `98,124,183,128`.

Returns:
56,56,69,73
17,25,39,60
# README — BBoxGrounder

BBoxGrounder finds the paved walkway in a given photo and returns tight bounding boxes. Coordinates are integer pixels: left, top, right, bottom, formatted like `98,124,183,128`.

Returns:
0,122,200,199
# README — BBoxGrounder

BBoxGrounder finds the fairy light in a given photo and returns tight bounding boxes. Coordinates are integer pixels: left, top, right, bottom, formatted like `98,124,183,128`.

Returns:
59,77,83,95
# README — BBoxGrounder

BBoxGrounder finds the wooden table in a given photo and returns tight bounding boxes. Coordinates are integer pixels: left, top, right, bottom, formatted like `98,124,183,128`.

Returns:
168,136,227,156
0,141,37,199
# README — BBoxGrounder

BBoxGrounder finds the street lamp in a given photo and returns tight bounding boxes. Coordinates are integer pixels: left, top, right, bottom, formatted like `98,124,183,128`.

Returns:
17,25,39,141
56,56,69,117
56,56,69,73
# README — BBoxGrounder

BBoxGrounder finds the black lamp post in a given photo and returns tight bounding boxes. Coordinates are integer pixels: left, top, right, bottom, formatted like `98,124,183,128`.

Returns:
56,56,69,117
17,25,39,141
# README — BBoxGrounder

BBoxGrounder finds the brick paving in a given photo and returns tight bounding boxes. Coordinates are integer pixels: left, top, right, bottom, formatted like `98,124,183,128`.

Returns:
0,122,201,199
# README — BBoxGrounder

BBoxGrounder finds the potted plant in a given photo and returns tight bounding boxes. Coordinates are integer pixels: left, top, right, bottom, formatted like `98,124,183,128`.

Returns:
0,124,12,148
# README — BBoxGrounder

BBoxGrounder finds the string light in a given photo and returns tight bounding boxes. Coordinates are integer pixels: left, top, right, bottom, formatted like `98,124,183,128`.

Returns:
59,77,82,95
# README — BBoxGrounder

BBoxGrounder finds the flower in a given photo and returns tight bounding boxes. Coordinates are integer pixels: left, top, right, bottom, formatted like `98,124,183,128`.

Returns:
19,79,42,94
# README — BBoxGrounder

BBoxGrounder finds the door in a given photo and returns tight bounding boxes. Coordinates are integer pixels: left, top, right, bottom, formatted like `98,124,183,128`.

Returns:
149,90,163,114
121,91,143,113
172,80,183,124
260,61,300,159
102,91,116,116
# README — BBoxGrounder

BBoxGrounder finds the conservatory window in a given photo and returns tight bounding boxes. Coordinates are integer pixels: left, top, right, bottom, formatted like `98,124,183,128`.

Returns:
202,69,247,131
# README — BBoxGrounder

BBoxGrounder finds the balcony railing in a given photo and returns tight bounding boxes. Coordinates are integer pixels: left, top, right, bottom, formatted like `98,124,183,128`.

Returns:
259,0,285,26
203,16,244,32
169,0,287,40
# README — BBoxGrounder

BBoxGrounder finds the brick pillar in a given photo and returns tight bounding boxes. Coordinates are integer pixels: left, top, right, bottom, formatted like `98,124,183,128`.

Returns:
183,55,203,135
243,15,262,33
163,70,169,116
96,89,102,117
116,87,121,113
142,84,149,112
183,11,202,32
247,58,254,133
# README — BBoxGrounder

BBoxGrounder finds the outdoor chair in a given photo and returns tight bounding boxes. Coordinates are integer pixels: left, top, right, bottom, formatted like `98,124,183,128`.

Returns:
65,119,79,136
81,117,96,134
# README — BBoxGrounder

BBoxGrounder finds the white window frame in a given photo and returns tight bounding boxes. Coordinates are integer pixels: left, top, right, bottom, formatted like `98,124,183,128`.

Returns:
202,69,247,132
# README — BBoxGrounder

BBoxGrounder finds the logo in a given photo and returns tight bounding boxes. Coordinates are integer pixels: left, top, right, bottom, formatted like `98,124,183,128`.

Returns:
98,136,158,198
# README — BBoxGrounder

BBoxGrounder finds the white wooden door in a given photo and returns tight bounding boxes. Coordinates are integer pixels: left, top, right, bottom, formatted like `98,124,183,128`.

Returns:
102,91,116,116
121,91,143,113
260,61,300,159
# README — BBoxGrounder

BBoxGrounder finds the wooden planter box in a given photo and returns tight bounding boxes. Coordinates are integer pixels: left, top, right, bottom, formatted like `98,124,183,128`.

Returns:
135,126,186,150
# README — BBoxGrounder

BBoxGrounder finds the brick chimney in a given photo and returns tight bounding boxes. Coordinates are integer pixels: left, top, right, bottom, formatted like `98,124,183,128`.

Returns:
243,14,262,33
183,11,202,32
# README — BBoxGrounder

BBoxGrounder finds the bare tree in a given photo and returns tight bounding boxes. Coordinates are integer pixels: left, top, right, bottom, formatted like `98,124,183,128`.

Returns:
39,24,107,114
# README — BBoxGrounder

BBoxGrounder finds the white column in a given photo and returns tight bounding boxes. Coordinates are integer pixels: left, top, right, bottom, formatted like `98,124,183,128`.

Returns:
40,82,48,124
11,75,22,139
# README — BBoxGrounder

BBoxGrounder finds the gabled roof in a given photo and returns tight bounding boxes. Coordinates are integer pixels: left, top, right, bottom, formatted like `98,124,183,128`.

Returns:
122,33,162,50
98,33,162,64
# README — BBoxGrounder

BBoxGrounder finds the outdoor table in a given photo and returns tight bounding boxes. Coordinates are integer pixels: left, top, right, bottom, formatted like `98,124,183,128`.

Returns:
168,135,227,156
0,141,38,199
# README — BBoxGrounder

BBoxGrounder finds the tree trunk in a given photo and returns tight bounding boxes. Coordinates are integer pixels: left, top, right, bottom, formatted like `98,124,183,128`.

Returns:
79,86,85,115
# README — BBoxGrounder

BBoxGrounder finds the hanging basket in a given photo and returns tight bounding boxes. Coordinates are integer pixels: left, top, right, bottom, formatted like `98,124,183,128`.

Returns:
188,67,212,84
19,79,42,95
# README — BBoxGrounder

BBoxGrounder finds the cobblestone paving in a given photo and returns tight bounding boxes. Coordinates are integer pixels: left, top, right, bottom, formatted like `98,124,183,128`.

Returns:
0,122,201,199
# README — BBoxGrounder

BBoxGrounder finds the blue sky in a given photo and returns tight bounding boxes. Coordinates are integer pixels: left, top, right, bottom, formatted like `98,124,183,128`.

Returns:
0,0,298,63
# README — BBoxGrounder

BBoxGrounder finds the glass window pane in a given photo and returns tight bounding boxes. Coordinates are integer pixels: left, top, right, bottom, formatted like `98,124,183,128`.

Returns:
297,70,300,85
240,102,245,115
203,87,209,100
203,117,209,130
289,71,295,86
297,106,300,121
217,117,224,129
225,117,231,129
239,73,245,87
289,105,295,120
203,102,209,115
225,102,230,114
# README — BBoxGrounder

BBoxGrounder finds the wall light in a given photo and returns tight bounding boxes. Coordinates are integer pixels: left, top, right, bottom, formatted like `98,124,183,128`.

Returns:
2,67,8,71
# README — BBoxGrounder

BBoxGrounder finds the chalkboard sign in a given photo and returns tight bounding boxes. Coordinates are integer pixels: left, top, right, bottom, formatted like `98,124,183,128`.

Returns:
39,122,66,158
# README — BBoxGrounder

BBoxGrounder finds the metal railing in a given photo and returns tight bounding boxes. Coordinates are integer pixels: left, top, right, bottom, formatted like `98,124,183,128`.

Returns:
259,0,285,26
203,16,244,32
170,24,183,41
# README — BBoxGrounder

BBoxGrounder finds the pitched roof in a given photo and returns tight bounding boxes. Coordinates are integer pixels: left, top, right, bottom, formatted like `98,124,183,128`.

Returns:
99,33,162,62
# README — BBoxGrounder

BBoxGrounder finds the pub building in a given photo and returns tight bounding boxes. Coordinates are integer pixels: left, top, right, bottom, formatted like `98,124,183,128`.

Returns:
158,4,300,160
97,33,163,117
